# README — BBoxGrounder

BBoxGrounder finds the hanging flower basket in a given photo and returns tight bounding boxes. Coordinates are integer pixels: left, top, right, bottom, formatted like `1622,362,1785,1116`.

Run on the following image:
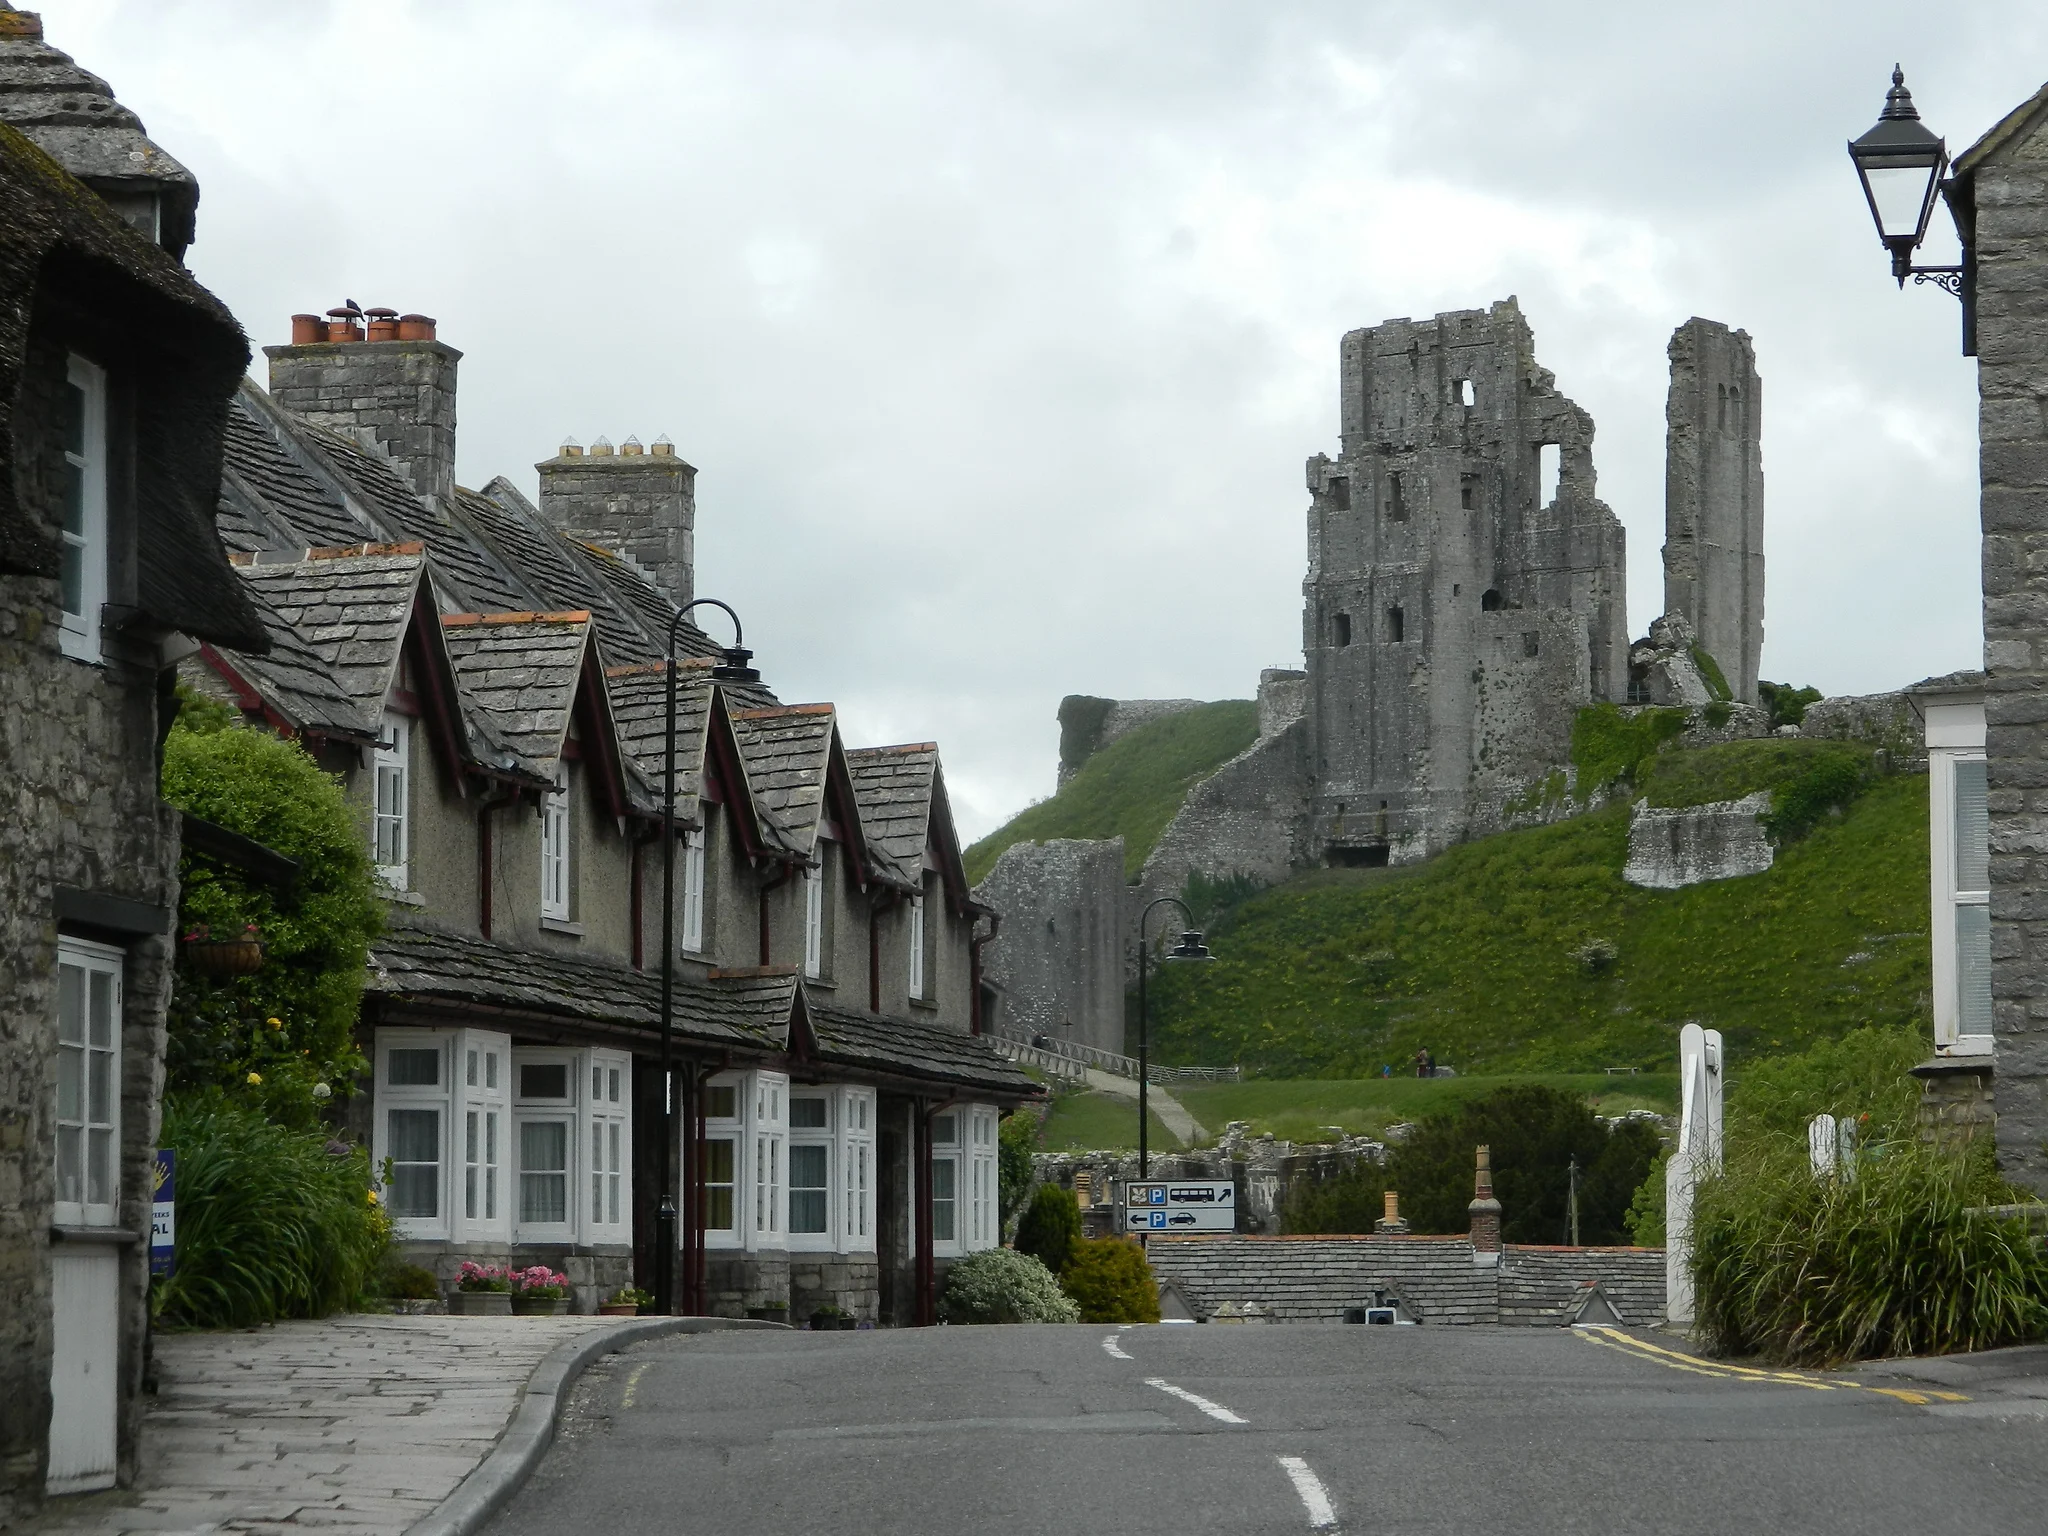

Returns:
183,924,266,975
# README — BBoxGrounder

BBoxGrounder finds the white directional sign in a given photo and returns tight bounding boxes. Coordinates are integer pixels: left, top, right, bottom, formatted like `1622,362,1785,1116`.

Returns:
1122,1180,1236,1233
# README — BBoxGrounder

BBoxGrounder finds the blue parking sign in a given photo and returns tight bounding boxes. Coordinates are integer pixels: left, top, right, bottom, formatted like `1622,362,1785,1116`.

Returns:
1150,1211,1166,1228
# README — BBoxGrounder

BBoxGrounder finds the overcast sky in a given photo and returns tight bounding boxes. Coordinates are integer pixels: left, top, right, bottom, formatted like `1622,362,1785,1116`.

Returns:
45,1,2048,839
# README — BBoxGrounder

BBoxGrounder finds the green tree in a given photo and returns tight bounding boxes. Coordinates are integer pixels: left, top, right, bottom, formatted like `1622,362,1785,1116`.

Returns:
1015,1182,1083,1276
998,1107,1042,1234
161,700,382,1128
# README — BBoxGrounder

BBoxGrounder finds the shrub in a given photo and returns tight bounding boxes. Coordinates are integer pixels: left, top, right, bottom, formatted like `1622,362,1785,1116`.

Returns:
1762,752,1872,843
1729,1025,1925,1141
1625,1150,1667,1246
1060,1238,1161,1323
1570,703,1690,794
162,703,383,1129
380,1260,441,1300
1282,1161,1390,1236
1015,1182,1083,1275
1693,1136,2048,1366
939,1248,1080,1324
1758,680,1823,731
154,1097,388,1328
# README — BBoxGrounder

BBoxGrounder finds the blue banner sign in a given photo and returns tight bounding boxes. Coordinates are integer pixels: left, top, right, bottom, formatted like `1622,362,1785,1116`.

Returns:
150,1149,175,1278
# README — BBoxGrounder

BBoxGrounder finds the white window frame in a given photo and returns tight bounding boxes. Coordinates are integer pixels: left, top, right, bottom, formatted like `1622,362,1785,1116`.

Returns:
1928,695,1993,1056
701,1074,742,1247
786,1091,834,1248
751,1071,788,1248
541,765,572,921
803,861,824,979
681,828,706,952
374,1029,452,1239
966,1105,999,1251
457,1030,510,1242
930,1110,960,1256
583,1050,632,1244
841,1087,875,1251
54,938,123,1227
57,354,108,662
513,1049,579,1243
908,892,925,1000
373,713,411,891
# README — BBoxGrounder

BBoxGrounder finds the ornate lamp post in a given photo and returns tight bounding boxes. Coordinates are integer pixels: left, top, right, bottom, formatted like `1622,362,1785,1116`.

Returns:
655,599,758,1316
1133,896,1213,1178
1848,66,1968,305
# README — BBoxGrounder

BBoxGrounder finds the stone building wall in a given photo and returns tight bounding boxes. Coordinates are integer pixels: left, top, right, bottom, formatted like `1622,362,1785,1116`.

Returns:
1663,319,1765,702
974,838,1128,1053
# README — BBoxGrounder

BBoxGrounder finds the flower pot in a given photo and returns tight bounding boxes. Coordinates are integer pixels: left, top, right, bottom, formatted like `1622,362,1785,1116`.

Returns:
746,1307,790,1323
512,1294,565,1316
448,1289,512,1316
184,939,265,976
597,1303,639,1317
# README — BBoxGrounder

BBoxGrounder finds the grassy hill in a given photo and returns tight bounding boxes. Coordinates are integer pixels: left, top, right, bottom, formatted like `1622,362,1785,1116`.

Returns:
1144,738,1931,1077
964,700,1259,884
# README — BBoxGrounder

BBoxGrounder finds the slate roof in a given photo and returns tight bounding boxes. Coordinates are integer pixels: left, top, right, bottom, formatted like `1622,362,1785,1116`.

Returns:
808,1000,1042,1098
460,482,664,668
731,705,839,855
439,611,595,778
221,577,375,741
846,744,938,886
220,397,371,551
604,662,716,814
1143,1237,1667,1327
232,552,425,725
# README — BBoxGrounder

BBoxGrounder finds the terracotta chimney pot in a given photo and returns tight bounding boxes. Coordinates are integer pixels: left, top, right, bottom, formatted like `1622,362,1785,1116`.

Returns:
324,318,362,343
397,314,437,341
364,307,400,342
290,314,324,345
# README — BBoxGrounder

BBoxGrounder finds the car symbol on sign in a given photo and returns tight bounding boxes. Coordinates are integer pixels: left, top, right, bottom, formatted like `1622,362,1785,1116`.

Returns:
1169,1212,1198,1225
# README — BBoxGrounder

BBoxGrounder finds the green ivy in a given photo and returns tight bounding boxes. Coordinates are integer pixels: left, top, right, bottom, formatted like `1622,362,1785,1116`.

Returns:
1691,646,1733,703
1569,703,1690,795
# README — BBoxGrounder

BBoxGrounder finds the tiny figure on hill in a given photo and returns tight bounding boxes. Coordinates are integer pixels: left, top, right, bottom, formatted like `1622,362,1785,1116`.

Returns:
1414,1047,1436,1079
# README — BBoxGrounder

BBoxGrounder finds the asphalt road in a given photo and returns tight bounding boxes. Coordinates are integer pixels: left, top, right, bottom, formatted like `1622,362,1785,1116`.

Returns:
494,1323,2048,1534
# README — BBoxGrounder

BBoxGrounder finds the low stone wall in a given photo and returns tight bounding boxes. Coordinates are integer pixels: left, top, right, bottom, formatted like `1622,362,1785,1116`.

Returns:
1623,791,1774,889
398,1241,634,1315
1799,691,1924,769
789,1255,880,1326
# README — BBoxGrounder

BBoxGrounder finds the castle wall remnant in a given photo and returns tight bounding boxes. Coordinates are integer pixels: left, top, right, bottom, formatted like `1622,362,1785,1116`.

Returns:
1663,319,1765,703
1057,695,1205,786
1303,299,1628,865
1623,792,1775,889
974,838,1128,1054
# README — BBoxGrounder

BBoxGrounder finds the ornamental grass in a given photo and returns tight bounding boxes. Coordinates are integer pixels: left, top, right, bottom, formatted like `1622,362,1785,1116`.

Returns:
153,1097,389,1329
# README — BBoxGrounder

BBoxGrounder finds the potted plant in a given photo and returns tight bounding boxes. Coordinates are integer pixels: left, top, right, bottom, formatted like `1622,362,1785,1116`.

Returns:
510,1265,571,1316
449,1261,513,1316
182,920,266,976
746,1298,791,1323
809,1304,854,1331
600,1286,653,1317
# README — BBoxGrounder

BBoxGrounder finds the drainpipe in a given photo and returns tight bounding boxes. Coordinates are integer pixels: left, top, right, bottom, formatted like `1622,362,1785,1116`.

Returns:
968,911,1001,1036
758,859,795,966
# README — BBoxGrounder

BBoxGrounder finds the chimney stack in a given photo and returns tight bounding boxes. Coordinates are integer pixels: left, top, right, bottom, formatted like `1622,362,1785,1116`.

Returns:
264,305,459,503
537,432,696,605
1373,1189,1410,1235
1468,1144,1502,1266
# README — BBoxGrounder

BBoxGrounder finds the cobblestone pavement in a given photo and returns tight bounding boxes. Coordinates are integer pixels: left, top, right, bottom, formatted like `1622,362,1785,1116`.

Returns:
29,1313,626,1536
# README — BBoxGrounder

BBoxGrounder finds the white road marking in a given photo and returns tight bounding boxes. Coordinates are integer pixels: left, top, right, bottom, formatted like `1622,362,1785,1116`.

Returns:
1102,1334,1132,1360
1143,1377,1247,1424
1277,1456,1339,1530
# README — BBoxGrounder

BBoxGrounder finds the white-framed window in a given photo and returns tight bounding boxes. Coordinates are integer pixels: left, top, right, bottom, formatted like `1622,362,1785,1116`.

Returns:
586,1050,631,1243
930,1110,959,1251
681,828,706,952
1928,696,1993,1056
841,1087,875,1250
514,1051,577,1242
373,713,411,891
908,892,925,1000
752,1071,787,1245
461,1032,509,1237
541,765,572,920
702,1077,740,1245
54,938,122,1226
803,862,824,979
375,1031,449,1236
967,1106,999,1249
788,1092,832,1244
57,353,108,662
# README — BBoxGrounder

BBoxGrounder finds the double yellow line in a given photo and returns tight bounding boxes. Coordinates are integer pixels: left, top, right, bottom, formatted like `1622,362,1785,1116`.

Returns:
1572,1326,1969,1406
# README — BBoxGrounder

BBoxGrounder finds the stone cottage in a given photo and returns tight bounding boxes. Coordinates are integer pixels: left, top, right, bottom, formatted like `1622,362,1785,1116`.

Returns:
0,10,269,1515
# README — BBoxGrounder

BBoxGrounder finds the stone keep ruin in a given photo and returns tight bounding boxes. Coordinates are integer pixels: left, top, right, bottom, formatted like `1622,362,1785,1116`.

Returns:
977,300,1771,1050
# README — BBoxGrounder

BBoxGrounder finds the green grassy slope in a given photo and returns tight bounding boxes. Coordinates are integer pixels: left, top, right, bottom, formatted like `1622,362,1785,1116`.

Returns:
1145,756,1930,1078
965,700,1259,884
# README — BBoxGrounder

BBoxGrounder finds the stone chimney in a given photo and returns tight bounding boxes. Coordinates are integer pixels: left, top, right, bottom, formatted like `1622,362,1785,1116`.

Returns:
537,434,696,605
1468,1144,1502,1266
1373,1189,1410,1235
264,307,460,503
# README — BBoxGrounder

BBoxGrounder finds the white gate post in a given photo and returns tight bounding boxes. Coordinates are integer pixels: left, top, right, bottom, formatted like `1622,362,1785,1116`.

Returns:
1665,1024,1724,1326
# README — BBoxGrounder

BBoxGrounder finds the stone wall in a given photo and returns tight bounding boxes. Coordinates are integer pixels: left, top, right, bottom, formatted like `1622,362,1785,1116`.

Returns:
1134,718,1311,926
1623,792,1775,890
264,338,461,503
1798,690,1925,770
1056,695,1206,786
1663,319,1765,703
975,838,1127,1053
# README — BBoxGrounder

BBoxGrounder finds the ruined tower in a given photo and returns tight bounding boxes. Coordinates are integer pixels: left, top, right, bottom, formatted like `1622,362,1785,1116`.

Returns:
1303,299,1628,864
1662,319,1764,702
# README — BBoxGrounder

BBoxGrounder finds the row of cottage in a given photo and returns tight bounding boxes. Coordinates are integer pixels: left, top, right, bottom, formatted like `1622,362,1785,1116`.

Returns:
0,8,1034,1515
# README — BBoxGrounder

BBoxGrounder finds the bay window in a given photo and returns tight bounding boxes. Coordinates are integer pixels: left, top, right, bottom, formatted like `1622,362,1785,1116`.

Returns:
587,1050,632,1242
788,1093,832,1242
931,1112,958,1247
514,1052,576,1242
462,1037,506,1232
841,1087,875,1249
753,1072,787,1244
57,354,108,662
375,1032,448,1234
967,1106,999,1248
702,1078,740,1244
54,939,122,1227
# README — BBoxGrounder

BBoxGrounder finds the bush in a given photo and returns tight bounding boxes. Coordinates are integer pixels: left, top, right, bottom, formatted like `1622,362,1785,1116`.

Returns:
939,1248,1080,1324
1729,1025,1925,1141
380,1260,440,1300
162,702,383,1129
1758,680,1823,731
1693,1136,2048,1366
1015,1182,1083,1275
154,1097,389,1328
1060,1238,1161,1323
1570,703,1690,794
1762,752,1873,843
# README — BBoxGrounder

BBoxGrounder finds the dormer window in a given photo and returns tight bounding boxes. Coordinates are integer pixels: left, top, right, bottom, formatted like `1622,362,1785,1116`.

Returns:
541,766,572,921
58,355,108,662
681,828,706,953
803,861,824,979
909,890,927,1000
373,714,411,890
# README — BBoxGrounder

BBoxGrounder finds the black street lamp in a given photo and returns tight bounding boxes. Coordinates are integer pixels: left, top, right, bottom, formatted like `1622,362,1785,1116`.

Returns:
1848,65,1965,300
656,598,757,1317
1133,896,1213,1178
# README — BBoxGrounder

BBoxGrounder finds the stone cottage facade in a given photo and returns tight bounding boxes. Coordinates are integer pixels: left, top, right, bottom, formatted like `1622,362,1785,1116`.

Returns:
0,11,269,1516
186,308,1039,1328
